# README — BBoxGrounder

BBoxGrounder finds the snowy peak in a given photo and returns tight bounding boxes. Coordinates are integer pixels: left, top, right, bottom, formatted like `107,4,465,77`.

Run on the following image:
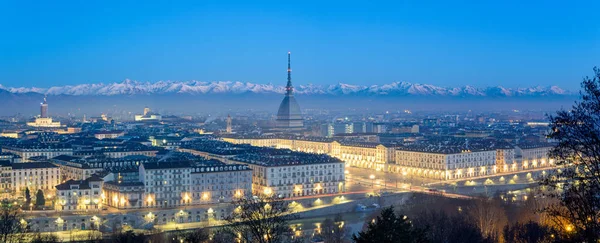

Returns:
0,80,573,97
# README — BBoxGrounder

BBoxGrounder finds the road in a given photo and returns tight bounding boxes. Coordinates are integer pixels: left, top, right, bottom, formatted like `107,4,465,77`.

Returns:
345,167,472,199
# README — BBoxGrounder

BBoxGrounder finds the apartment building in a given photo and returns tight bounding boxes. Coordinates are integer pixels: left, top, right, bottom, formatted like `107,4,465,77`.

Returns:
140,161,191,208
54,175,103,212
12,162,60,195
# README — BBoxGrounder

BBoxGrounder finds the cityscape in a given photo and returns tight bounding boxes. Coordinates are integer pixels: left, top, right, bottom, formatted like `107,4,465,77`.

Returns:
0,1,599,243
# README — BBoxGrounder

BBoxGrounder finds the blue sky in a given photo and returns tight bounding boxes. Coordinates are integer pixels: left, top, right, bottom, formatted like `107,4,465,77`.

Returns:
0,1,598,90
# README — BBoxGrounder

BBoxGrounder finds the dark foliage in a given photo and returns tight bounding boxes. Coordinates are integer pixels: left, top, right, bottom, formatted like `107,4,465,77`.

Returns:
110,230,147,243
352,206,429,243
25,188,31,206
503,221,554,243
30,232,61,243
220,195,298,243
0,204,27,243
319,214,347,243
182,228,210,243
411,210,490,243
543,67,600,242
35,190,45,207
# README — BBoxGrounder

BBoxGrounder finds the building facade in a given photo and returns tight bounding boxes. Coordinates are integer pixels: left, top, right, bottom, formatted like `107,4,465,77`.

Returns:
140,161,191,208
2,145,73,162
190,163,252,204
55,176,103,212
12,162,61,195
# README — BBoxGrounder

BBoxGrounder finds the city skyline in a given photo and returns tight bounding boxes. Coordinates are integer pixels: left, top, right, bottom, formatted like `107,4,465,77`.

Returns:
1,1,598,90
1,1,599,242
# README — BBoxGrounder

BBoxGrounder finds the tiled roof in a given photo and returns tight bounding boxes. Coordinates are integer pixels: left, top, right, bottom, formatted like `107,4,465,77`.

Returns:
142,161,191,170
12,162,58,169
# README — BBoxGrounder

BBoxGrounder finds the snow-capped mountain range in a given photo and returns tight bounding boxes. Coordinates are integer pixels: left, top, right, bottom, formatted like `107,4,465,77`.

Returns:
0,80,572,97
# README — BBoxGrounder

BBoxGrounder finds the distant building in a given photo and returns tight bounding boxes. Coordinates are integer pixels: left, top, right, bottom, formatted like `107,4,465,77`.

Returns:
226,115,232,133
320,124,334,137
94,130,125,140
27,97,62,128
149,136,182,150
333,123,353,135
2,143,73,162
276,52,304,131
352,122,366,134
372,123,387,133
40,97,48,118
100,145,158,158
134,107,162,122
422,118,439,127
56,127,82,135
0,130,23,139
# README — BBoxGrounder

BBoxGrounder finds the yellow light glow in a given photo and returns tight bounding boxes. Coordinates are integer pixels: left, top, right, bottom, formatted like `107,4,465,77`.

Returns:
264,188,272,195
565,225,573,232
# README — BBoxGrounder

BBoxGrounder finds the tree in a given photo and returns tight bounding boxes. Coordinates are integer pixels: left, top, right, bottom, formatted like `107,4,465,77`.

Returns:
221,195,299,243
411,210,489,243
467,198,508,242
24,188,31,206
110,230,147,243
182,228,210,243
30,232,61,243
35,190,45,207
503,221,554,243
352,206,428,243
543,67,600,242
84,230,103,243
319,214,347,243
0,204,28,243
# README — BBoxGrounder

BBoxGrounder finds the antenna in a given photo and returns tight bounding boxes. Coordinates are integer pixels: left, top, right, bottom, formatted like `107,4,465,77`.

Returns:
286,52,293,95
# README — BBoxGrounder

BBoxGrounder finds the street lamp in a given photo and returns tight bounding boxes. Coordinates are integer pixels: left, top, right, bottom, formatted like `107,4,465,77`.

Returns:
369,174,375,188
565,224,573,233
263,187,272,196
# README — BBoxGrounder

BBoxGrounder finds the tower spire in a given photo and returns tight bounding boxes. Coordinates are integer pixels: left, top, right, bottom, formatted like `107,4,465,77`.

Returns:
286,51,293,95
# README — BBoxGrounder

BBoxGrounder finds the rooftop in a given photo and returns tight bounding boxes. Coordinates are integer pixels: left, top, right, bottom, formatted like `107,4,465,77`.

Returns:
183,138,342,166
142,161,191,170
12,162,58,170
